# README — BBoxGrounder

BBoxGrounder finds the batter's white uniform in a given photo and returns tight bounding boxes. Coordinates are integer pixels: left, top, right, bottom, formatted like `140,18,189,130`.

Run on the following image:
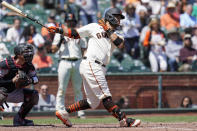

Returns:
52,33,87,112
77,23,117,109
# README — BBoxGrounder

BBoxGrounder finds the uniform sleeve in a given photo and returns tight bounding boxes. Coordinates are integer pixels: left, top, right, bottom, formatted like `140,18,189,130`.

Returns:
79,38,87,49
52,33,61,46
76,23,95,38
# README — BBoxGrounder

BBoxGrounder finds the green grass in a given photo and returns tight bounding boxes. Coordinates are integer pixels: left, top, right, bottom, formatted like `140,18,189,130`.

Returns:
1,115,197,125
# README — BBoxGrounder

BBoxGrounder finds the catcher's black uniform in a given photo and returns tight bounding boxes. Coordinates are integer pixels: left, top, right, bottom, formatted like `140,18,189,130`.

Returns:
0,56,39,126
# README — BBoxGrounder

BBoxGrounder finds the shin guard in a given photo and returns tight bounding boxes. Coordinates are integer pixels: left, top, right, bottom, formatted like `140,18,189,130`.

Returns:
102,97,126,121
18,89,39,119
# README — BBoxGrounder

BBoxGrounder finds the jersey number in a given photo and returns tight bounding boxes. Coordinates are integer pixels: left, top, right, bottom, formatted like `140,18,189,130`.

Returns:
96,32,108,39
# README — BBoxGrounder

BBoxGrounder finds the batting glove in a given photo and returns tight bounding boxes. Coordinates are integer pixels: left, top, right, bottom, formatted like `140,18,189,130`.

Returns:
48,26,63,34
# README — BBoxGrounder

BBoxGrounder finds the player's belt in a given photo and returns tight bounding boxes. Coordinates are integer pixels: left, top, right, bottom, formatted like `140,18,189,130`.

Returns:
61,58,79,61
83,57,106,67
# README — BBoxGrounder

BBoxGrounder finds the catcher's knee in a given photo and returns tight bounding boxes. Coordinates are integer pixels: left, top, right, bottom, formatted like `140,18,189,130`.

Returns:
24,90,39,105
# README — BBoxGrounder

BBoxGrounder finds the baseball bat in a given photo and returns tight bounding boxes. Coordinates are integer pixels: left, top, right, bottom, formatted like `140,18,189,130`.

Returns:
1,1,48,29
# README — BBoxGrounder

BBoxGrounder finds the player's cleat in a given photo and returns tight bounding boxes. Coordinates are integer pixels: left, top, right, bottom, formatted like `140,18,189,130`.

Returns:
119,118,141,127
13,114,34,126
55,110,72,127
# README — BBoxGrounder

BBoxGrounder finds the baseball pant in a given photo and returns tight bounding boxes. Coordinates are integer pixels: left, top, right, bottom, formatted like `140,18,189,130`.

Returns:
79,59,112,109
6,88,25,103
56,59,83,111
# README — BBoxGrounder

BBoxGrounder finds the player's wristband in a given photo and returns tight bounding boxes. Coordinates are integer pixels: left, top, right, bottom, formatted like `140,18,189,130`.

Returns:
113,37,123,47
106,29,114,37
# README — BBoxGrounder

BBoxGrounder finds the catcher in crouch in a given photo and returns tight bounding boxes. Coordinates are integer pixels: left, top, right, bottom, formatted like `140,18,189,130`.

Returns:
0,43,39,126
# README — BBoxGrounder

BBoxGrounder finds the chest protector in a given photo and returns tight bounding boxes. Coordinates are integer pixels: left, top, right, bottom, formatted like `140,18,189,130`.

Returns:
0,56,33,92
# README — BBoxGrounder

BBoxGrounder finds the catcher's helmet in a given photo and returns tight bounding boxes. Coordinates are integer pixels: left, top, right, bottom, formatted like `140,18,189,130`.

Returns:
104,7,125,26
14,43,34,63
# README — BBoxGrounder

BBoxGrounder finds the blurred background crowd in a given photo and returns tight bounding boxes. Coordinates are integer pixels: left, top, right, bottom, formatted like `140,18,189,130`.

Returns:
1,0,197,74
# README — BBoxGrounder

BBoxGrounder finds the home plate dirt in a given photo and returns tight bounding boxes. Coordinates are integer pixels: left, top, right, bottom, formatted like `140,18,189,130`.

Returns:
0,122,197,131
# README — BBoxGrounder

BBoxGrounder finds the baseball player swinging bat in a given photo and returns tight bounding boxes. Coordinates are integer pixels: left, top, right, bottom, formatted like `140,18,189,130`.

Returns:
1,1,48,29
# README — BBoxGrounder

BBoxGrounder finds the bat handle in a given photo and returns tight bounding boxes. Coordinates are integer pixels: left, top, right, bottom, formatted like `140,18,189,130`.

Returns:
26,15,48,29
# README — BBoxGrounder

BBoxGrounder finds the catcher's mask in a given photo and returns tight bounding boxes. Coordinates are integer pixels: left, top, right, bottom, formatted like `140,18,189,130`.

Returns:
14,43,34,63
104,7,125,29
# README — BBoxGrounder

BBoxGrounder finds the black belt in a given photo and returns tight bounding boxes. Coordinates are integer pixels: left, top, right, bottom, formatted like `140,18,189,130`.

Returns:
61,58,79,61
83,57,106,67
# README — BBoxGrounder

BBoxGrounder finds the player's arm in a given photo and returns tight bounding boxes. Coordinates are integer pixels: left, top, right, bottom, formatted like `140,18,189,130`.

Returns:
48,26,80,39
107,32,124,49
48,23,93,40
51,33,64,53
99,19,124,49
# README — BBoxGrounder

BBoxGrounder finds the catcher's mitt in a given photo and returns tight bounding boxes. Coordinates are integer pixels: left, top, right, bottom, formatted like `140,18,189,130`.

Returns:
15,70,32,88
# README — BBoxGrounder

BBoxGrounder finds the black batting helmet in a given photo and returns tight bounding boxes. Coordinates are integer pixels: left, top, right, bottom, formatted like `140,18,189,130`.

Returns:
65,13,77,22
14,43,34,63
104,7,125,26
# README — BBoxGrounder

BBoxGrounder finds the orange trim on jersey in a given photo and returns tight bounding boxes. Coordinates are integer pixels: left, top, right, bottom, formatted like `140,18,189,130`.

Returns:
109,105,118,112
88,62,105,95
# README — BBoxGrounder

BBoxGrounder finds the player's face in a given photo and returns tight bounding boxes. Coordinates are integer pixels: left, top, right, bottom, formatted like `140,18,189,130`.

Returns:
114,15,122,25
17,54,26,65
110,15,122,30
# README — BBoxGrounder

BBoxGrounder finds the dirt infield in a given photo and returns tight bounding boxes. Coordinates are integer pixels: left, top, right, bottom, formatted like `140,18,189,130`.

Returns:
0,122,197,131
1,113,197,131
